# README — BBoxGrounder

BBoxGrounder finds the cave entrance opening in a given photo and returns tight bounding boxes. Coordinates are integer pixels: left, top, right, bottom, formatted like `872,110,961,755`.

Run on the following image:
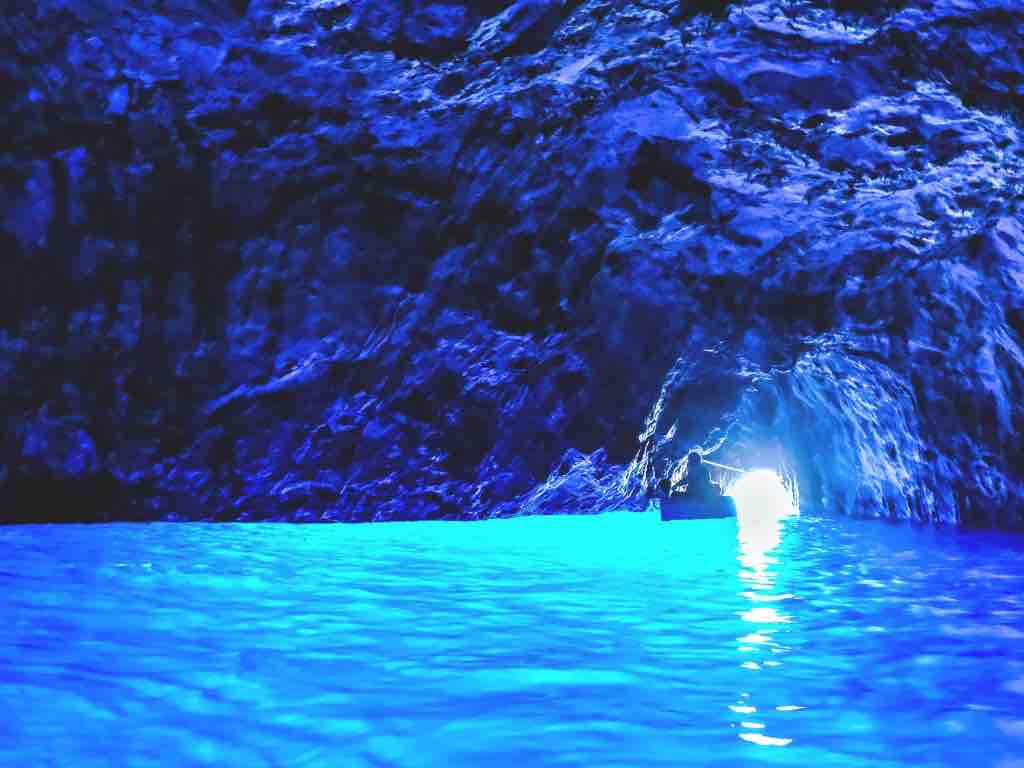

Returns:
726,468,799,519
725,469,799,571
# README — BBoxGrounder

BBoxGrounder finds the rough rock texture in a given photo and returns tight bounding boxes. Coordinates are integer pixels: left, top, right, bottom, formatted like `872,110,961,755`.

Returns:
2,0,1023,523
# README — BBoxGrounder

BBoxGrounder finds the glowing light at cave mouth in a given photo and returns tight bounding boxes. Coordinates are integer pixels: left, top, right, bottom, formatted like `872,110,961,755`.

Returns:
727,469,798,519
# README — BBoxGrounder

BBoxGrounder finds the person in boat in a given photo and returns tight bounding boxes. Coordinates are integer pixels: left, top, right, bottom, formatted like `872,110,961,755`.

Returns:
657,477,674,497
682,450,722,498
647,475,677,499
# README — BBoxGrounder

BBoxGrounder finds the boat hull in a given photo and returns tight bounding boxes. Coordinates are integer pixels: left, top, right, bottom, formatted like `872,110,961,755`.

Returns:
660,495,736,521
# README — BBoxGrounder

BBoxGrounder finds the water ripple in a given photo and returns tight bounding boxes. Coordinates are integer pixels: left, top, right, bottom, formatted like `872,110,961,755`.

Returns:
1,515,1023,766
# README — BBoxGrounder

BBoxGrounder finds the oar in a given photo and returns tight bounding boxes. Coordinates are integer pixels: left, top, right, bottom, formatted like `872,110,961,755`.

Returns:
702,459,745,473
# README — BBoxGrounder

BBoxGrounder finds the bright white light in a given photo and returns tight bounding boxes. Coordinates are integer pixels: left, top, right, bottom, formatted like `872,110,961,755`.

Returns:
727,470,797,519
727,470,798,578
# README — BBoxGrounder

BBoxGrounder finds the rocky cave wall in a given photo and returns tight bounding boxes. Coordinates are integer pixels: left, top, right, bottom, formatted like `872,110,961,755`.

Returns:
2,0,1023,523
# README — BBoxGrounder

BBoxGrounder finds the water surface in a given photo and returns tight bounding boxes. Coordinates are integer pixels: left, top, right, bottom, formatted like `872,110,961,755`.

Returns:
3,510,1024,767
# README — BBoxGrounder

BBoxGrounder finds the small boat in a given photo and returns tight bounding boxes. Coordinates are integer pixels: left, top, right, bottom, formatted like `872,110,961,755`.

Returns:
660,494,737,521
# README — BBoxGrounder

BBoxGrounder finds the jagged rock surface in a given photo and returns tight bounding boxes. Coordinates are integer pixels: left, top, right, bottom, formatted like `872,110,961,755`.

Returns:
2,0,1023,523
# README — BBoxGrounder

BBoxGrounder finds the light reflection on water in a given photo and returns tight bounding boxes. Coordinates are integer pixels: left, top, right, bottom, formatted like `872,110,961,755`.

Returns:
1,506,1024,767
729,471,799,749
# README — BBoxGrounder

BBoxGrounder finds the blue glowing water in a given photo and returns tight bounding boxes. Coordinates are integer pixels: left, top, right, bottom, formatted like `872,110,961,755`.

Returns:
3,509,1024,767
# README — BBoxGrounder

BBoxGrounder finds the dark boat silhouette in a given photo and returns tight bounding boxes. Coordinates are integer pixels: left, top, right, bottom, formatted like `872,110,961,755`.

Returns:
660,494,737,521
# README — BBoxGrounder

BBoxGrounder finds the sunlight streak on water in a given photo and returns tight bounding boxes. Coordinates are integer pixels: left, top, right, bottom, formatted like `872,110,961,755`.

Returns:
726,470,801,750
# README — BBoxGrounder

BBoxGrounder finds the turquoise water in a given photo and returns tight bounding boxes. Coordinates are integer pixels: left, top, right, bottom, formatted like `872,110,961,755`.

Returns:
2,509,1024,767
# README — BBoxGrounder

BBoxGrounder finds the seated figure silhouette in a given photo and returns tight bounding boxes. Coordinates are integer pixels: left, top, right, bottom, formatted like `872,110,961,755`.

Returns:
683,451,722,498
